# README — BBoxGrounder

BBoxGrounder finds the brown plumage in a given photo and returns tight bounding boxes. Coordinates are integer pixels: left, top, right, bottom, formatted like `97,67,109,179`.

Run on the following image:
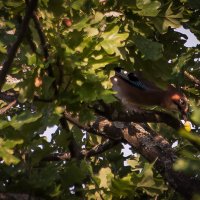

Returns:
111,68,188,119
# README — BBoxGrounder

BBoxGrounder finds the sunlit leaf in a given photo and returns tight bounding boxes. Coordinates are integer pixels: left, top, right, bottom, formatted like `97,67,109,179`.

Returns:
10,112,42,130
96,26,129,58
0,138,23,165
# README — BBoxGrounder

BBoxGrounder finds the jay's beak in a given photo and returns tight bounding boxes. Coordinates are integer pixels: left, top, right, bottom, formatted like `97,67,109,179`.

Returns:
182,113,188,121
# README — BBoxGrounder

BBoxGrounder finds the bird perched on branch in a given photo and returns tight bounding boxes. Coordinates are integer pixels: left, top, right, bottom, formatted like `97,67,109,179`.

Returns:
111,68,189,120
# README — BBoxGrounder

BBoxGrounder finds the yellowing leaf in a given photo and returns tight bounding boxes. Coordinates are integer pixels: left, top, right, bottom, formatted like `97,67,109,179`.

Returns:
0,138,23,165
98,167,114,188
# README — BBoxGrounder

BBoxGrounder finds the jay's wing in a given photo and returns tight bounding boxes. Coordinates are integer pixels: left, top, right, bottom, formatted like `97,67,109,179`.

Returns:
114,68,149,91
112,68,165,107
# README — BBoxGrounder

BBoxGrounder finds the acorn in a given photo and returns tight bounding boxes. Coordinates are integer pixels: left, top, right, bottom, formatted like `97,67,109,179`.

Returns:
34,76,43,87
63,18,72,27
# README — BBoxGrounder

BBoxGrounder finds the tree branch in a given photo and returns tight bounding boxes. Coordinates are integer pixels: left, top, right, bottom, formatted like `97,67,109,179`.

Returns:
63,111,122,140
0,0,38,91
32,13,49,60
61,112,200,199
42,139,119,161
0,90,54,103
0,91,182,130
184,70,200,89
83,139,120,158
122,122,200,199
31,11,58,95
93,102,182,130
0,100,17,115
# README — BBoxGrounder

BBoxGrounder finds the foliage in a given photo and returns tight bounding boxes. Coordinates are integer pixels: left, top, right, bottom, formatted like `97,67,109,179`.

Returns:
0,0,200,199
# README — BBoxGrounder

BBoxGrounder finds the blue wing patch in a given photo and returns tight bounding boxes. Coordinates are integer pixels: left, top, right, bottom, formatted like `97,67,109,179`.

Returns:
115,68,148,91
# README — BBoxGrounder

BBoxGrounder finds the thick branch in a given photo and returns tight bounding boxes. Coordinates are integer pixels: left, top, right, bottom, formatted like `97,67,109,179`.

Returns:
0,0,38,91
0,91,182,130
122,122,200,199
62,113,200,199
93,102,182,130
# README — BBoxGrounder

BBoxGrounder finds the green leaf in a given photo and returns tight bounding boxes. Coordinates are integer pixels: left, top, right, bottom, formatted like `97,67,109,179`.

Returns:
0,138,23,165
98,167,114,188
88,55,119,70
71,0,87,10
137,162,167,196
136,0,161,17
17,78,35,103
188,0,200,9
63,160,91,186
26,53,36,66
178,129,200,146
10,111,42,130
174,158,200,175
0,121,10,130
133,35,163,60
84,27,99,37
0,41,7,54
96,26,129,58
29,164,58,189
151,3,184,33
71,17,90,31
90,12,104,24
100,89,116,103
41,76,55,99
191,103,200,125
111,174,135,198
4,1,24,8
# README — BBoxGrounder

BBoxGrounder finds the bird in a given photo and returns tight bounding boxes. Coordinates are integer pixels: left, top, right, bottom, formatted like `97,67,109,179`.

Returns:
111,68,189,120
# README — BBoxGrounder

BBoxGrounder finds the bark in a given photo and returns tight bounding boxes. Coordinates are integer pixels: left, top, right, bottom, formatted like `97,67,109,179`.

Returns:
0,0,38,91
64,113,200,199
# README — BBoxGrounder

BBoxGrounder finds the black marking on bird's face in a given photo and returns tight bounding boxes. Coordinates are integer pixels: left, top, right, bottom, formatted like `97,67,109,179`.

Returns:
172,97,188,120
128,73,139,82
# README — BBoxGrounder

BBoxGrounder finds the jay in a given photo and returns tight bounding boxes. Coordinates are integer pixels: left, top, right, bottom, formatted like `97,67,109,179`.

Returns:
111,68,188,120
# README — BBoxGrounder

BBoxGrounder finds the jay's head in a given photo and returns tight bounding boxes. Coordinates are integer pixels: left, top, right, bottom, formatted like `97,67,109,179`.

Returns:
163,85,189,120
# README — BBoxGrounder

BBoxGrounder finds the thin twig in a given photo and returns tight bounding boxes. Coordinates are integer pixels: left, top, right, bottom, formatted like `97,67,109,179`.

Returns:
0,91,54,103
0,0,38,91
31,12,58,95
0,100,17,115
32,13,49,60
63,111,122,140
63,111,90,131
42,139,119,161
184,71,200,89
82,139,119,158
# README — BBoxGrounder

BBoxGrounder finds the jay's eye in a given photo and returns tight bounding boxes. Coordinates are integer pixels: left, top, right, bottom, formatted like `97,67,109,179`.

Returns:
179,99,185,106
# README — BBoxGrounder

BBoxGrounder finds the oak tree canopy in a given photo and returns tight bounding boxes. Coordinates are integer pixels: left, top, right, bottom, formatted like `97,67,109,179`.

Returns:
0,0,200,199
